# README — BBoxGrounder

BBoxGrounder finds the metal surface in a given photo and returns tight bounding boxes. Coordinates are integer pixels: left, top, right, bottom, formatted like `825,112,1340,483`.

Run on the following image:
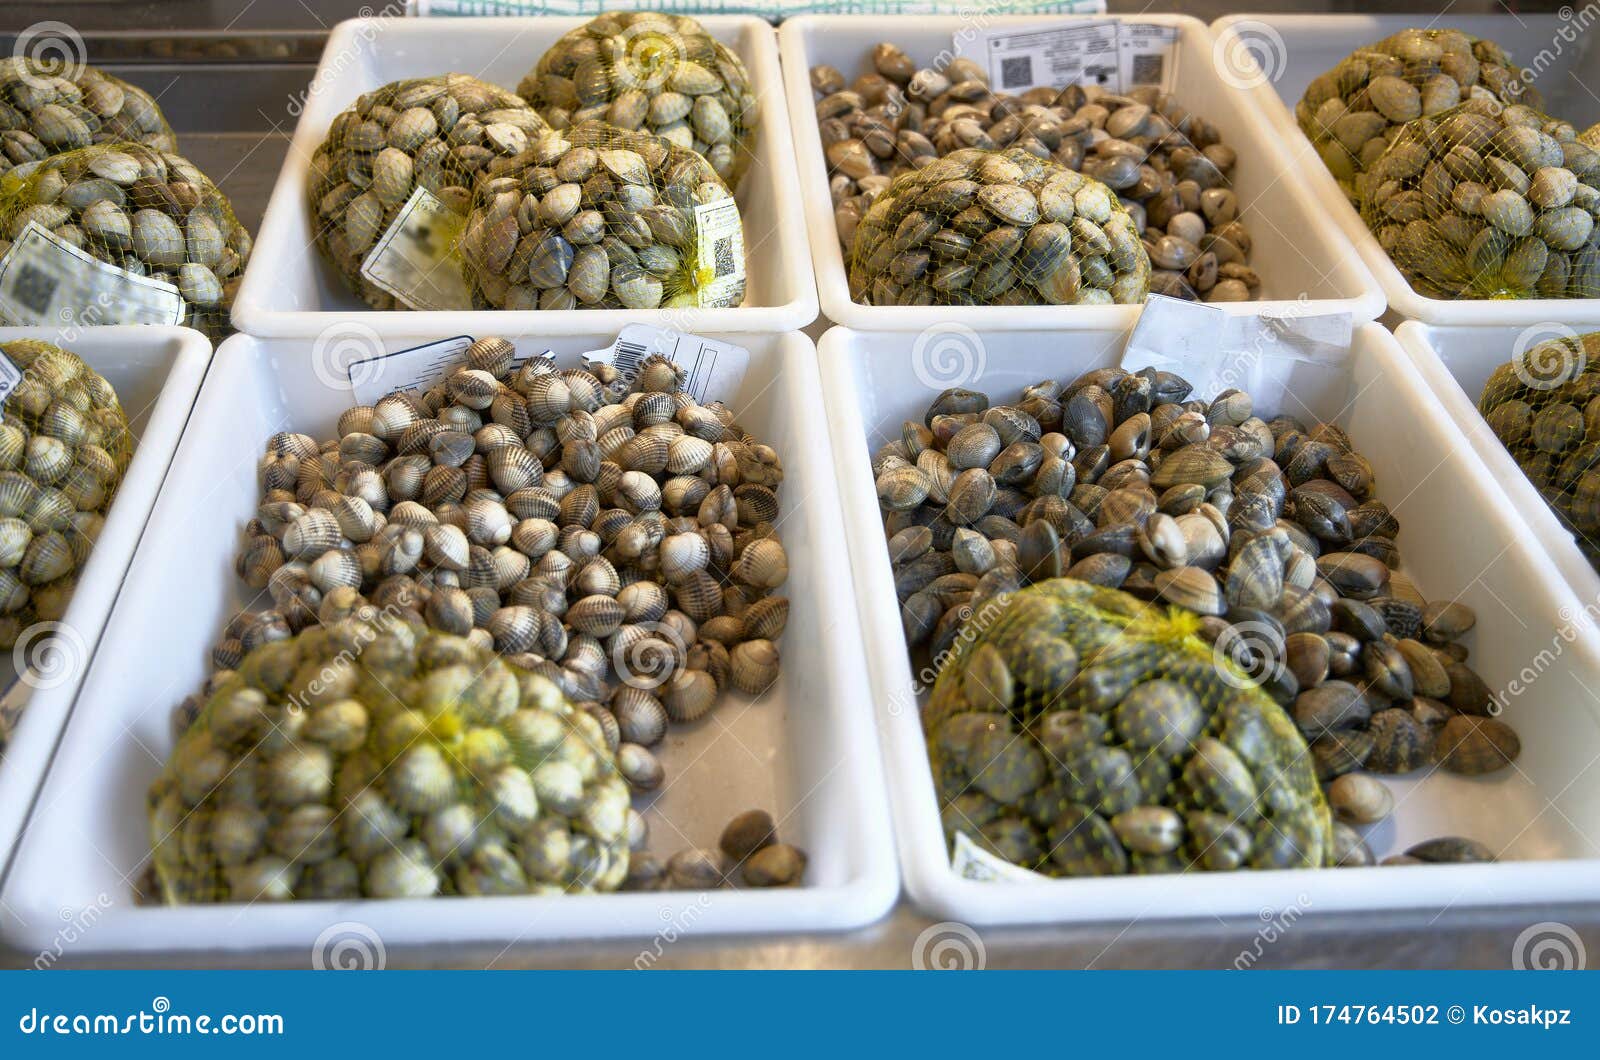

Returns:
0,0,1596,969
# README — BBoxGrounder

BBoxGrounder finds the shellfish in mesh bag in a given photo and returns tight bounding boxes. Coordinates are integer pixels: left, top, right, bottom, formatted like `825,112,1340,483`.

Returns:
848,148,1150,307
459,120,746,311
925,578,1332,875
1478,330,1600,566
1358,101,1600,300
148,618,632,902
518,11,759,190
1296,27,1540,199
1,58,176,176
0,339,132,649
0,142,252,338
308,73,553,310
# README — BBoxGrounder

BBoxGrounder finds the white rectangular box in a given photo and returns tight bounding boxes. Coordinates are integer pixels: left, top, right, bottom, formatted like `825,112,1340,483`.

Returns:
0,326,211,880
0,330,896,955
821,321,1600,926
1215,13,1600,326
233,15,818,337
780,14,1385,331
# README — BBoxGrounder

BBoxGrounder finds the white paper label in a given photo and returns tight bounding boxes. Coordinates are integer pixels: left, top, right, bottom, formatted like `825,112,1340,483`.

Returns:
359,186,473,312
969,20,1178,95
348,335,475,406
1120,294,1355,409
951,831,1053,884
583,323,749,405
0,349,22,405
692,199,746,309
0,221,185,327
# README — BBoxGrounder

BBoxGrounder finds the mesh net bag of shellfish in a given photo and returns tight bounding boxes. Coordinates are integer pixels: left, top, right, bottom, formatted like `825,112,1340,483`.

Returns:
459,120,747,311
848,147,1149,307
517,11,759,191
926,578,1332,876
1296,27,1541,200
1478,330,1600,565
0,338,132,654
1359,101,1600,300
0,142,251,338
148,617,633,902
2,58,176,177
308,73,553,311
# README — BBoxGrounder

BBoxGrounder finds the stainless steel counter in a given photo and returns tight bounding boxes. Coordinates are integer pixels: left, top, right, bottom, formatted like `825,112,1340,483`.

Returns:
0,0,1595,970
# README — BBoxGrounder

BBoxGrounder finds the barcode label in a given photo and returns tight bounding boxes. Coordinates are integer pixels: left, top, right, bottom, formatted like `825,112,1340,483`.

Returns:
692,199,745,308
611,339,650,385
1131,52,1164,85
0,221,185,327
0,349,22,405
999,54,1035,90
968,20,1178,94
583,323,749,405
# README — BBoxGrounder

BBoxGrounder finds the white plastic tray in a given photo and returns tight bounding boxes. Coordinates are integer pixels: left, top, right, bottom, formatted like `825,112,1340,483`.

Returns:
0,331,896,955
1395,320,1600,612
0,326,210,880
780,14,1385,331
233,16,818,337
1214,13,1600,326
821,321,1600,926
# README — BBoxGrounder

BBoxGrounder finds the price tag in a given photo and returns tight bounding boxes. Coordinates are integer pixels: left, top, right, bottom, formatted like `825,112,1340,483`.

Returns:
0,348,22,406
0,221,185,327
359,186,473,312
583,322,749,405
692,199,746,309
951,831,1052,884
967,20,1178,95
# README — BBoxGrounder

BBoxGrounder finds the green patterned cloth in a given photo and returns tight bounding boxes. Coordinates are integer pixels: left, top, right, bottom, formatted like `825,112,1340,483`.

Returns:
407,1,1106,20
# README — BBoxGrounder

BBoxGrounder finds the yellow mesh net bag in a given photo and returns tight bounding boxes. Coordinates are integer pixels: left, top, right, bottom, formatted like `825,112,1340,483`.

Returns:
1,57,176,176
308,73,552,310
925,578,1332,875
1296,27,1541,200
1478,331,1600,568
148,618,632,903
1359,101,1600,300
518,11,759,190
848,148,1150,308
458,120,746,311
0,142,251,337
0,338,132,650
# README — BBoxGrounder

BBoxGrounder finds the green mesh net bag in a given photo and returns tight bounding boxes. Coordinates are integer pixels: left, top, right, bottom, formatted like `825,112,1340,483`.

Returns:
2,57,176,177
518,11,759,190
1359,101,1600,300
849,148,1150,308
0,339,132,649
1478,331,1600,567
308,73,552,311
925,578,1332,876
1296,27,1540,200
148,617,632,903
458,120,746,311
0,142,251,338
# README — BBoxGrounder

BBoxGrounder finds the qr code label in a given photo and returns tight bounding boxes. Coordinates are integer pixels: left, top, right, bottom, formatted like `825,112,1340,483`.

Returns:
713,236,736,280
999,54,1034,90
10,263,58,316
1131,52,1164,85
